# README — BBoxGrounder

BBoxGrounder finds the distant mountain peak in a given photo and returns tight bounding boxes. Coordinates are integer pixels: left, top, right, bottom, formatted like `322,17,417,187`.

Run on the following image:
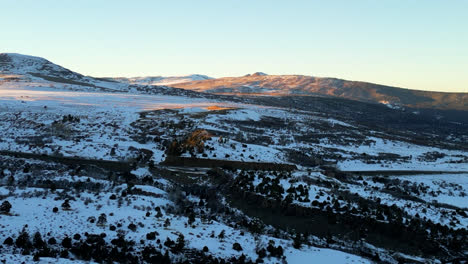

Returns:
245,72,268,77
252,72,268,76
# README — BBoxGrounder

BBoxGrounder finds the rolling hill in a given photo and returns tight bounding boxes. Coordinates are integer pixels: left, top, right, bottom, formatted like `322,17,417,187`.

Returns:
172,73,468,111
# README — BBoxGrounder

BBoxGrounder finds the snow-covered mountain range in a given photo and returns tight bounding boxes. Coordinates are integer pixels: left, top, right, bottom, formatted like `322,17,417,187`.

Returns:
110,74,213,86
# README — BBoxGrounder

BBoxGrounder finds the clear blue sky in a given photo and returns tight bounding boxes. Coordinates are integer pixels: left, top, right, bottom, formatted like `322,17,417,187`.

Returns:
2,0,467,92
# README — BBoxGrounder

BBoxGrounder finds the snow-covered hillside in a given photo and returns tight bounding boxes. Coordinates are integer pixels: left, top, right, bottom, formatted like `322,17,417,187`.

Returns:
111,74,213,86
0,53,79,77
0,53,132,92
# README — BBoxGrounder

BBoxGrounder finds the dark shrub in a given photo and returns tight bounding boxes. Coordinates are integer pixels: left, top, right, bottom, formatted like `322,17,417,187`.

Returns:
128,223,137,232
233,242,243,251
61,237,72,248
15,230,32,249
0,201,12,214
48,237,57,245
33,232,45,248
3,237,13,245
146,232,157,240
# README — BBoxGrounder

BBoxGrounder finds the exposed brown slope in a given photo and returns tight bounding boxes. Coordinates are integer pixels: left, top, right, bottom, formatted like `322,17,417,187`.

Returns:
173,74,468,111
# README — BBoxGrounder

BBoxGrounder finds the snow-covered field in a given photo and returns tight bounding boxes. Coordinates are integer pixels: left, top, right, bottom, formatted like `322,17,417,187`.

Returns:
0,85,241,112
0,85,244,163
0,254,95,264
347,175,468,229
336,137,468,171
391,174,468,208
